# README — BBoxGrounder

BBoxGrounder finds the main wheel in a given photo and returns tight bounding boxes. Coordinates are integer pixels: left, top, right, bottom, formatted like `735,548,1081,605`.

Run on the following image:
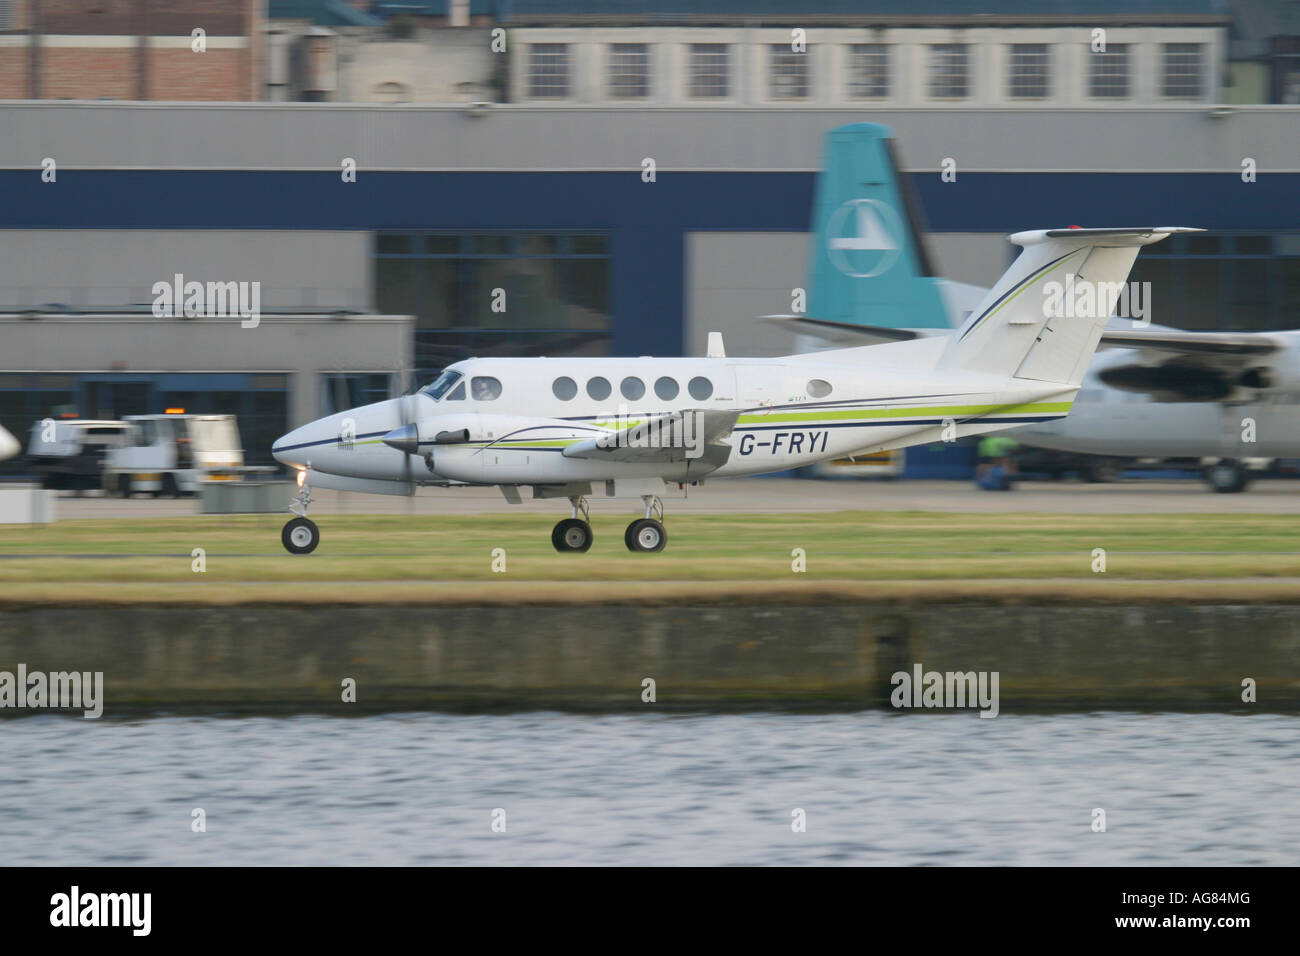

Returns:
1205,460,1249,494
282,516,320,554
625,518,667,553
551,518,593,553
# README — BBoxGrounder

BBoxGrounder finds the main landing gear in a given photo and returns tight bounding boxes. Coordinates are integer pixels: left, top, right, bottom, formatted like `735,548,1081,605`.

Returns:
548,494,668,553
552,495,593,552
281,476,320,554
624,495,666,553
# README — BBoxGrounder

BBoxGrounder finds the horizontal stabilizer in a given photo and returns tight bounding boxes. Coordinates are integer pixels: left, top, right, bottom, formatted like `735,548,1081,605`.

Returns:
763,314,921,343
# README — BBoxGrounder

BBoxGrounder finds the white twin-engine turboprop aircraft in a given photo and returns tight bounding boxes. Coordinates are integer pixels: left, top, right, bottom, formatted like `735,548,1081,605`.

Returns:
271,226,1194,555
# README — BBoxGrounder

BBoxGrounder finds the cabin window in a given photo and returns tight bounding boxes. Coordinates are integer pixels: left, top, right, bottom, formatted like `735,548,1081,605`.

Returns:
688,376,713,401
471,376,503,401
445,382,466,401
620,376,645,401
654,376,679,400
552,376,578,400
807,379,832,398
586,376,612,401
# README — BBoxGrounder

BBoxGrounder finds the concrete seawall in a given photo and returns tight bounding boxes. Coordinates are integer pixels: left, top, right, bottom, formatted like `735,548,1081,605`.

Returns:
1,604,1297,714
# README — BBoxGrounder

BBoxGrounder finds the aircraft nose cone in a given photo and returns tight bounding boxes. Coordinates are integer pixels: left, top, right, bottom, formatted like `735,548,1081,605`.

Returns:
272,425,311,467
383,423,419,455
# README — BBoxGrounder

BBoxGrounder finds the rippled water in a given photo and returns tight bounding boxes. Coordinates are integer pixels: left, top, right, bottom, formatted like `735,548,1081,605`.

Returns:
1,712,1294,866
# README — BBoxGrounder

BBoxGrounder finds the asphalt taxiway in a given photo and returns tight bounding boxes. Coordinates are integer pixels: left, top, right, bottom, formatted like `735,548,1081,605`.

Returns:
44,477,1300,518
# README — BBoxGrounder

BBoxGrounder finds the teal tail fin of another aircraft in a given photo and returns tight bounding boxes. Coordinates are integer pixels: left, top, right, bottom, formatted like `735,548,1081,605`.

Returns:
806,123,951,332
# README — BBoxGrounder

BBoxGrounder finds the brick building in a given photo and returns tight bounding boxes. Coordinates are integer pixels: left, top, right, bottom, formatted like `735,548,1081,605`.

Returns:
0,0,262,100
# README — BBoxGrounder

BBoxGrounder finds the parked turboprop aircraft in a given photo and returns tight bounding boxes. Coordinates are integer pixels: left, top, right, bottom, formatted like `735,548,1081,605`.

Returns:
272,222,1187,553
786,122,1299,494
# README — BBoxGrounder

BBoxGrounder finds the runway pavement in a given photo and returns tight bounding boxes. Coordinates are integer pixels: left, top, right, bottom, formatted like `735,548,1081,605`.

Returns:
42,476,1300,518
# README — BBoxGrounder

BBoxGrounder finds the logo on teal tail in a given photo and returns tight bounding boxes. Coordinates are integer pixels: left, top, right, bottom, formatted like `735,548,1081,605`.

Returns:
827,198,902,278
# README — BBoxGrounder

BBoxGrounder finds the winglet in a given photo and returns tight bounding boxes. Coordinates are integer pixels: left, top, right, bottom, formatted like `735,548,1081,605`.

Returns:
706,331,726,358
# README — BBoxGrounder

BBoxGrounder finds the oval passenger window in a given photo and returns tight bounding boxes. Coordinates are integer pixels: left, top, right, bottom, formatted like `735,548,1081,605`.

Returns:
552,376,578,401
688,376,713,401
586,376,612,401
807,379,832,399
621,377,646,401
654,377,679,401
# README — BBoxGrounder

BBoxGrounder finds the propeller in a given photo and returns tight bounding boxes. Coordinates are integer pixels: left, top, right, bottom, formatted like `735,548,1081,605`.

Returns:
381,389,421,488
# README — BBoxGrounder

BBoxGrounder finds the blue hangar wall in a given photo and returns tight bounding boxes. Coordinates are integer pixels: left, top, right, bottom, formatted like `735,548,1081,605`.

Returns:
2,169,1299,356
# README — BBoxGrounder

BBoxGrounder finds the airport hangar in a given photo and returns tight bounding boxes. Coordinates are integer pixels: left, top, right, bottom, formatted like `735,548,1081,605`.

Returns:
1,101,1299,472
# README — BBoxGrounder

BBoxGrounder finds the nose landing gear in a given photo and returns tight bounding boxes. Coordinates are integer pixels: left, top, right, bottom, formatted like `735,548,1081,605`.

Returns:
281,474,320,554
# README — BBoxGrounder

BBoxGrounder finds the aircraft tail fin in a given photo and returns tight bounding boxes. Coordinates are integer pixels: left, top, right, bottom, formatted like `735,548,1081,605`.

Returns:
806,123,952,333
938,227,1201,386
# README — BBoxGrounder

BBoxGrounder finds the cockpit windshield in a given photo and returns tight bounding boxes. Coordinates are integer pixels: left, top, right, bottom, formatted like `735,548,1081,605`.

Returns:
421,369,463,400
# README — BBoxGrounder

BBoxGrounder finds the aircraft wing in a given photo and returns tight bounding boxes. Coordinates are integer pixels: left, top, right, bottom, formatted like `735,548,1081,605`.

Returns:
562,409,740,469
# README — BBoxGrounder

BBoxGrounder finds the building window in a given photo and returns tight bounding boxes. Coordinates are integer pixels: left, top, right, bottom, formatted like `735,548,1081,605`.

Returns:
609,43,650,99
1162,43,1204,99
928,44,969,99
375,232,612,376
322,372,391,415
529,43,570,99
847,44,890,98
1127,233,1300,332
769,44,810,99
1277,60,1300,104
1007,44,1050,99
1088,44,1130,98
689,44,730,98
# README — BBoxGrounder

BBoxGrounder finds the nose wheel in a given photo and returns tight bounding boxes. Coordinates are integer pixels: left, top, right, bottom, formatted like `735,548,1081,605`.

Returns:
282,473,320,554
282,516,320,554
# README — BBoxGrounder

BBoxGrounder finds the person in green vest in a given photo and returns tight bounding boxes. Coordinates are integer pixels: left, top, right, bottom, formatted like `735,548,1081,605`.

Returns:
976,434,1020,487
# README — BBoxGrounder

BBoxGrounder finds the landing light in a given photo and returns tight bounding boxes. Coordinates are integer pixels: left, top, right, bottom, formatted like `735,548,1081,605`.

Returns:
296,469,306,487
165,407,185,414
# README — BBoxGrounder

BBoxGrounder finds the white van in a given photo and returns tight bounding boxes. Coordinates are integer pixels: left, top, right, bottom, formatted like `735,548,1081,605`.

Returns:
102,413,245,497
